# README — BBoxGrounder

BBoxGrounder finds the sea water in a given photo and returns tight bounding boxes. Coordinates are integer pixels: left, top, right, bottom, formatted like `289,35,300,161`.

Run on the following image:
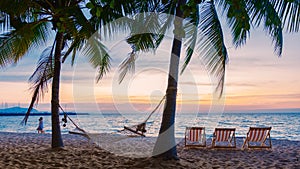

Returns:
0,112,299,141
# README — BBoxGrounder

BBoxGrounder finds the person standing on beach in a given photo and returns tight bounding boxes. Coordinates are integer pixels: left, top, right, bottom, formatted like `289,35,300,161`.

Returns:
37,117,45,134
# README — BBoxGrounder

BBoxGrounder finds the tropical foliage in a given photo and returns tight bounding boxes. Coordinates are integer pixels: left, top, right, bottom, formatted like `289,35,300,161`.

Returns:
0,0,100,148
0,0,299,158
0,0,162,148
118,0,300,159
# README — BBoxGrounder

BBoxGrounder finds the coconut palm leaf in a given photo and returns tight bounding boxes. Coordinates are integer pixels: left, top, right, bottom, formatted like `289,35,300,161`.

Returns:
247,0,283,56
87,1,168,83
134,0,163,12
89,0,164,42
83,1,144,83
198,1,228,97
216,0,251,47
118,51,137,83
61,6,96,64
0,20,52,67
126,13,160,51
0,0,36,16
88,0,135,39
21,45,54,125
271,0,300,32
181,2,200,74
118,12,163,83
119,33,157,84
155,1,177,48
82,36,111,82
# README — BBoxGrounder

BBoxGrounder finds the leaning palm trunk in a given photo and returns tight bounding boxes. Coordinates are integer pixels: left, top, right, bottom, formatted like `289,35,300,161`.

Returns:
51,32,64,148
153,0,186,160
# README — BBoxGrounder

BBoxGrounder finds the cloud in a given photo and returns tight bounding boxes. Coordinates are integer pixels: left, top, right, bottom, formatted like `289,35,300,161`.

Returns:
226,93,300,100
180,81,213,86
0,74,29,82
1,22,300,114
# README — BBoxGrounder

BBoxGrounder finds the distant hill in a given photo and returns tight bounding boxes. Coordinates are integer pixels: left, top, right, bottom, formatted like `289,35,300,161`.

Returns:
0,106,39,114
0,106,88,116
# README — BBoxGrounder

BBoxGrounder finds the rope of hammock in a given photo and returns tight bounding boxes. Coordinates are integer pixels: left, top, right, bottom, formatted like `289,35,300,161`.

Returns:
57,103,89,137
121,95,166,137
125,94,166,128
142,95,166,123
58,95,166,138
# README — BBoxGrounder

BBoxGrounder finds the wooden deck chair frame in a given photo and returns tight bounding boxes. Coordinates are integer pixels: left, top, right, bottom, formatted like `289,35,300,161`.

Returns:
185,127,206,148
242,127,272,149
212,128,236,148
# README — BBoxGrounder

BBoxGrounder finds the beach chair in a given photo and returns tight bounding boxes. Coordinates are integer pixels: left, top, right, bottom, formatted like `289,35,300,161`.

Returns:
185,127,206,148
242,127,272,149
211,128,236,148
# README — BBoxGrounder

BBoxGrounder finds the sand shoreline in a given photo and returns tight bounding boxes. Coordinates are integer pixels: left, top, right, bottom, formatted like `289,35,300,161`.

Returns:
0,132,299,168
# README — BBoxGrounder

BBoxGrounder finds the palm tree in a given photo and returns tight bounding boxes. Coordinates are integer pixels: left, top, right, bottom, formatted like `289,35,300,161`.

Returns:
0,0,298,156
0,0,163,148
120,0,300,159
0,0,98,148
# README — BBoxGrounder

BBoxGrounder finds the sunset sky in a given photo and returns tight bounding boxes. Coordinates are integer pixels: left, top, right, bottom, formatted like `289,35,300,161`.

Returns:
0,22,300,113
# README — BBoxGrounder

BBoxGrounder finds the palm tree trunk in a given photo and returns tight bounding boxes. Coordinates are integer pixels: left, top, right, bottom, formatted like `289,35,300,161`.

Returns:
51,32,64,148
153,0,186,160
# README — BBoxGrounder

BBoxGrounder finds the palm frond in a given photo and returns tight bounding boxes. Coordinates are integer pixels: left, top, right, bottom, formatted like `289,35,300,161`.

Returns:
132,0,160,12
88,0,165,41
125,13,161,52
62,6,96,64
126,33,157,52
155,14,175,49
248,0,283,56
198,1,228,97
158,0,177,14
62,37,82,64
271,0,300,32
217,0,251,47
21,46,54,125
181,25,197,74
0,0,36,16
119,1,176,83
82,36,111,82
155,2,177,48
126,13,162,52
118,12,164,83
0,21,52,68
118,51,137,83
181,3,200,74
88,1,134,39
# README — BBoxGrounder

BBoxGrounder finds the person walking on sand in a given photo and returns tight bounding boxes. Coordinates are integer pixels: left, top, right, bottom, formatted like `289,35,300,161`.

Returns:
37,117,45,133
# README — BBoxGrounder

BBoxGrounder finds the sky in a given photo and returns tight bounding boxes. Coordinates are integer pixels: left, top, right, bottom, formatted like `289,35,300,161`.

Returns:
0,17,300,114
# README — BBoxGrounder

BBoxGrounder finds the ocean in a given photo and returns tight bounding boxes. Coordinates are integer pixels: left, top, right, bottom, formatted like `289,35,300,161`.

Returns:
0,112,299,141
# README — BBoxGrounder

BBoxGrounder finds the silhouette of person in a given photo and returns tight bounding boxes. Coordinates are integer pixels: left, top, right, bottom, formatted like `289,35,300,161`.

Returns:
37,117,45,134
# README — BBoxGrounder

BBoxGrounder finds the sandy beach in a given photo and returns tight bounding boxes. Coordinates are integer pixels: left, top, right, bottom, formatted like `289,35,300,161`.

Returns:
0,132,299,169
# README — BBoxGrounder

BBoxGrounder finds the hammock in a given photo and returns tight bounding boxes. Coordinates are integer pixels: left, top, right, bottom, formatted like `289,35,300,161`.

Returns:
120,95,166,137
59,104,90,139
62,95,166,138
